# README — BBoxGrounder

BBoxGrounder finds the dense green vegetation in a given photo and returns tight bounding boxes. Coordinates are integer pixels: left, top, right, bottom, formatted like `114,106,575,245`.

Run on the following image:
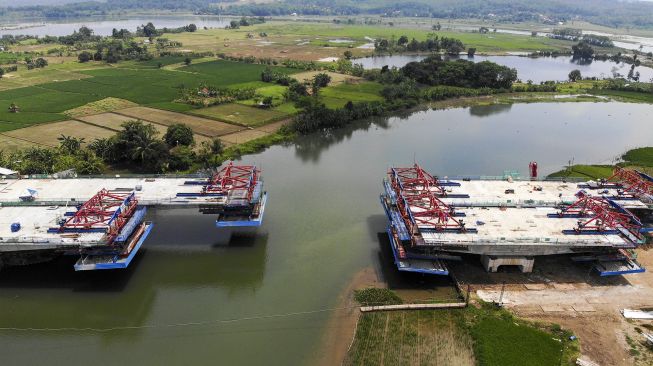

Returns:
623,147,653,168
402,56,517,89
472,316,563,366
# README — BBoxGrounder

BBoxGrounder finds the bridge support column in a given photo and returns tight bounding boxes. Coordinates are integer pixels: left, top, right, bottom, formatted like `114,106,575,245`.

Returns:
481,255,534,273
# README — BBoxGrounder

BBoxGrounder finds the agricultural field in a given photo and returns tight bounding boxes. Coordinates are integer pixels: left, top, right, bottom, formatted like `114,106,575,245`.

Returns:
220,129,270,145
190,103,288,127
0,61,106,91
0,134,37,150
114,106,243,137
2,120,115,147
0,60,298,130
76,112,171,137
319,81,384,108
64,98,138,118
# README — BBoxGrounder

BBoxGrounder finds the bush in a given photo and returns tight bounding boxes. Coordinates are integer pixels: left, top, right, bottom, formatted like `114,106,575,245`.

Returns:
78,51,92,63
164,123,194,147
353,288,403,306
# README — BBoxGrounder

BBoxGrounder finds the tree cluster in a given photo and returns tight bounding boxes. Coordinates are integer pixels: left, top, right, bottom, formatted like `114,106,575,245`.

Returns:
25,57,48,70
572,41,594,60
374,35,465,55
401,56,518,89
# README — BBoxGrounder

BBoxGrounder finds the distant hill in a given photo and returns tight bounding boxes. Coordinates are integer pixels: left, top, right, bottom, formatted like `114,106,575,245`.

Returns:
0,0,89,5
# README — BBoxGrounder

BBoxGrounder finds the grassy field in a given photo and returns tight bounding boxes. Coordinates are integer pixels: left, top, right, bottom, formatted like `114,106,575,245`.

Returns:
345,301,577,366
548,165,615,180
344,310,475,366
162,20,577,63
189,103,288,127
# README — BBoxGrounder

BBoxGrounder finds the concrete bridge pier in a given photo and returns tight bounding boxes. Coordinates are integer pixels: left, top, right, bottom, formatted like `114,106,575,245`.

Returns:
481,255,535,273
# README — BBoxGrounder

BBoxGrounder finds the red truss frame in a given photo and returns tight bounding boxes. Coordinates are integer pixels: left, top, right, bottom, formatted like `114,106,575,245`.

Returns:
204,162,260,201
608,167,653,198
61,189,138,241
388,164,466,237
559,191,642,237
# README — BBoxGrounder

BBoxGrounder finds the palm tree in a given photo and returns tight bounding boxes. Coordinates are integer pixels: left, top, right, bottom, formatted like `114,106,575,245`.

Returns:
130,129,168,171
57,135,85,154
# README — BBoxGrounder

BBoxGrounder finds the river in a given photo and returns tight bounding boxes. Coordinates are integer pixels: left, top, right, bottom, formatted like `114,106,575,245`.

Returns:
0,16,230,37
0,102,651,365
355,54,653,83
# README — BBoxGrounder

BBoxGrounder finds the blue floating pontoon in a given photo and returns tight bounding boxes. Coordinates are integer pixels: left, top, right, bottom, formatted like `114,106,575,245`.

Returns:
386,225,449,276
215,193,267,228
594,258,646,276
74,222,153,271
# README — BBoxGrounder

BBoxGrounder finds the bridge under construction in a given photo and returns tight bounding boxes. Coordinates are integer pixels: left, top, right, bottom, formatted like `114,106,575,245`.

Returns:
381,164,653,277
0,162,266,271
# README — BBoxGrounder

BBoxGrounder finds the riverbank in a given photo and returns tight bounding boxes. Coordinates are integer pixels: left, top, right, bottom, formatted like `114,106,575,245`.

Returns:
548,147,653,180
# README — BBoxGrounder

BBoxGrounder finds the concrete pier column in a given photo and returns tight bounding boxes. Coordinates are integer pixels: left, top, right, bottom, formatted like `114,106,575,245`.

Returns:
481,255,535,273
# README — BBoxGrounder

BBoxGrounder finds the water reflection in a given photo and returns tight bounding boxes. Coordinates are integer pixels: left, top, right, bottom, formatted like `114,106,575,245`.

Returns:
469,103,513,117
293,115,391,163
